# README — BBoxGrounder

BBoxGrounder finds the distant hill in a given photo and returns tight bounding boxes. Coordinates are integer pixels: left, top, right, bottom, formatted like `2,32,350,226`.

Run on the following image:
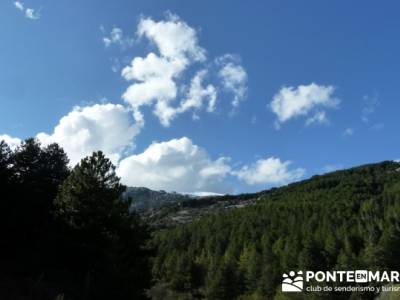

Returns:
124,187,193,211
124,187,262,227
150,161,400,300
143,192,263,228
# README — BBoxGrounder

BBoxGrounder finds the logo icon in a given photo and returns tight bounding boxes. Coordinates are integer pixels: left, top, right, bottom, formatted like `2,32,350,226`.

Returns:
355,270,368,283
282,271,304,292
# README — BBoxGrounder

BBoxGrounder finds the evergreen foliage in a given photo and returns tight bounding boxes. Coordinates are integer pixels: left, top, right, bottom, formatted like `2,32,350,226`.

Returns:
0,139,151,300
151,161,400,299
2,136,400,300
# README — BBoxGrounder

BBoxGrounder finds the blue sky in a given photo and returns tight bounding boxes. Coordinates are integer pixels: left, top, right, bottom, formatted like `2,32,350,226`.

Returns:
1,0,399,194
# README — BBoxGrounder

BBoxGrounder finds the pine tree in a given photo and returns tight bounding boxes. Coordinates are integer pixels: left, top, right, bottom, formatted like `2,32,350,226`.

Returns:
0,140,13,184
54,151,151,299
54,151,125,231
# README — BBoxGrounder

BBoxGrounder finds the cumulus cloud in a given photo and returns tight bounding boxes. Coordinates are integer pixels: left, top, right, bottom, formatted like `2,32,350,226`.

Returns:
217,55,248,107
137,13,206,62
14,2,40,20
37,103,141,166
121,13,247,127
1,128,305,193
121,52,182,123
101,26,134,49
117,137,232,193
0,134,22,150
234,157,305,186
270,83,339,128
121,14,208,126
178,70,217,114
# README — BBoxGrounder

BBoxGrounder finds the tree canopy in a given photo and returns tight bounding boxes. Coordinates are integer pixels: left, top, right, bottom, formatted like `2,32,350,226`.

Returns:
0,139,151,300
151,161,400,300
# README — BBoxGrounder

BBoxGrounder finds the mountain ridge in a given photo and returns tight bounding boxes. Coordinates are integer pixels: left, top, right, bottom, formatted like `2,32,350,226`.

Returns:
150,160,400,299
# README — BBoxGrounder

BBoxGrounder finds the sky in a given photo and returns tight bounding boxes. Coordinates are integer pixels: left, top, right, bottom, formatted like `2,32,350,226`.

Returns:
1,0,399,194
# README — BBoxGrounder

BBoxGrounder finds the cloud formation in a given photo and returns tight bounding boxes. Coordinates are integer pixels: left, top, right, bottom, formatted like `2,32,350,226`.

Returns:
121,13,247,127
1,127,305,193
217,55,248,108
0,134,22,150
37,103,141,166
270,83,339,128
14,1,40,20
234,157,305,185
117,137,232,193
14,1,24,10
138,14,206,62
101,26,134,49
5,12,308,193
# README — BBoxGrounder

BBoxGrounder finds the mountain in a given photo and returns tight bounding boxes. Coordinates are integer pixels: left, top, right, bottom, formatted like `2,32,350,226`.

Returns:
125,187,261,227
150,161,400,300
143,192,262,228
124,187,193,211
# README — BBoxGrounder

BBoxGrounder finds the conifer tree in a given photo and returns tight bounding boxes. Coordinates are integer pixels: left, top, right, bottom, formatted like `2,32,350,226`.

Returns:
54,151,151,299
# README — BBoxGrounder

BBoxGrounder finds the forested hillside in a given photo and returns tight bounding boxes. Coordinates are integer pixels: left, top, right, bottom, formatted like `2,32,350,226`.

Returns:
151,161,400,300
2,137,400,300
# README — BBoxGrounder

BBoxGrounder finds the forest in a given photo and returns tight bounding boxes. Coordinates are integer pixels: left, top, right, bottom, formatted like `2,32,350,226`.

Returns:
1,137,400,299
151,161,400,299
0,138,151,300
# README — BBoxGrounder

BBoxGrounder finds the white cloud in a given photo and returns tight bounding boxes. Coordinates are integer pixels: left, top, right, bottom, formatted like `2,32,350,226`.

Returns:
234,157,305,185
0,134,22,150
217,55,248,107
121,13,248,127
102,26,133,49
178,70,217,114
14,2,40,20
122,14,209,127
117,137,232,193
343,127,354,136
305,111,328,126
37,103,141,166
122,52,184,82
25,8,40,20
1,128,306,193
123,59,177,104
121,52,182,125
14,1,24,11
137,13,206,63
270,83,339,128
